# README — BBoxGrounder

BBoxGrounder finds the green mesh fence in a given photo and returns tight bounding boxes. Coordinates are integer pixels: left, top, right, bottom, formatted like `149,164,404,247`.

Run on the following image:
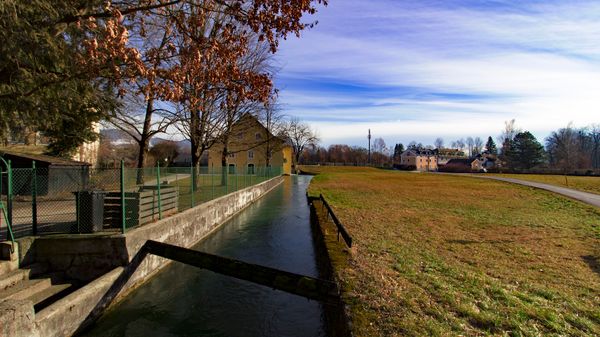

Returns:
1,163,282,239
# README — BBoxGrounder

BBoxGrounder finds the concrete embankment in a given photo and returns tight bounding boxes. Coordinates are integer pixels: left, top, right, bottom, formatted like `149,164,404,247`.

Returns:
308,197,354,337
0,176,283,337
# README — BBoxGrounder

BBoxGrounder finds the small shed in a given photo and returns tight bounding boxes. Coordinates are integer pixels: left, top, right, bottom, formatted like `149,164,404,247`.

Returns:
0,151,91,196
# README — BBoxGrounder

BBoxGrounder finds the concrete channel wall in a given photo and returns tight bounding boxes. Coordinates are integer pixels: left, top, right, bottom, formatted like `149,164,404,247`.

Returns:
5,176,284,337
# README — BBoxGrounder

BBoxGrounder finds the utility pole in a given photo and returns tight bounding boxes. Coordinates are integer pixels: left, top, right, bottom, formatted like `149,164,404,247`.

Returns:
368,129,371,165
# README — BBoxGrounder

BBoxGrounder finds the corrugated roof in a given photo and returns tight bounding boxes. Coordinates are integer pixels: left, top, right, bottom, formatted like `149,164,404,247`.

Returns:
0,150,90,166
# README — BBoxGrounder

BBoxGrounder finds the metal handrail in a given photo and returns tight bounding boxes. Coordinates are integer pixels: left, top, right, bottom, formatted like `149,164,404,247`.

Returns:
0,156,15,249
319,194,353,248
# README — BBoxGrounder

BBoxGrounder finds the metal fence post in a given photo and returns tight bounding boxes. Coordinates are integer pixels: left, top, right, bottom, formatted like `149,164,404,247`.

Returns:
32,161,37,235
7,160,12,227
190,164,195,208
120,160,126,234
157,162,162,220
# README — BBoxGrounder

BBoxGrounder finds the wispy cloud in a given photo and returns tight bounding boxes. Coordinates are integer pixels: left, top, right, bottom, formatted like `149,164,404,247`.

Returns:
276,0,600,146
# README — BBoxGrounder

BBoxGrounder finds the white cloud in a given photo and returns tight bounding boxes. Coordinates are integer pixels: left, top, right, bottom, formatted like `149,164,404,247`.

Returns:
275,0,600,146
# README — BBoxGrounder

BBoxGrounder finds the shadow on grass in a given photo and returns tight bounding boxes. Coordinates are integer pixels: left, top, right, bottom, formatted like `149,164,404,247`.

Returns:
581,255,600,276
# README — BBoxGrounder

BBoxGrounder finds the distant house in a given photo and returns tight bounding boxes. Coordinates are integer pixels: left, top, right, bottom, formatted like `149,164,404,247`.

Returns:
472,153,497,171
71,123,100,167
207,114,293,175
437,148,466,166
442,158,477,172
399,149,438,171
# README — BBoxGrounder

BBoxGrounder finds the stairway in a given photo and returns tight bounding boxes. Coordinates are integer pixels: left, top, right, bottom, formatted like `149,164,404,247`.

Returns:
0,248,73,312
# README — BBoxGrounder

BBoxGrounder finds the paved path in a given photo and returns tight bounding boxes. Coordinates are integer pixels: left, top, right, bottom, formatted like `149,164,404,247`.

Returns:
448,174,600,208
144,173,190,186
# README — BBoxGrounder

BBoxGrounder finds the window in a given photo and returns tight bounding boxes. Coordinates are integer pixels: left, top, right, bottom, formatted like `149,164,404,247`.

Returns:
255,132,262,140
247,164,255,174
228,164,236,174
248,150,254,159
228,152,235,158
237,132,244,140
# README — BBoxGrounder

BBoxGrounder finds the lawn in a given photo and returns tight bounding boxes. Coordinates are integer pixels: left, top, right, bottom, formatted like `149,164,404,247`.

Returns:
166,173,275,211
488,173,600,195
304,166,600,337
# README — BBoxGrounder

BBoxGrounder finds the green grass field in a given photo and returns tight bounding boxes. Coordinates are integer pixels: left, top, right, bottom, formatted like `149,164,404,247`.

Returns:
489,173,600,195
304,166,600,337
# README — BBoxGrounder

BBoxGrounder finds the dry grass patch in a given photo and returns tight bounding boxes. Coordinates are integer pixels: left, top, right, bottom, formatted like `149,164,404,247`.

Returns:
303,166,600,337
489,173,600,195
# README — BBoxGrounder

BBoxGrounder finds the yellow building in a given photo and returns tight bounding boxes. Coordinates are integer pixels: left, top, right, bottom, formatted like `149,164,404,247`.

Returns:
399,149,438,171
207,114,292,175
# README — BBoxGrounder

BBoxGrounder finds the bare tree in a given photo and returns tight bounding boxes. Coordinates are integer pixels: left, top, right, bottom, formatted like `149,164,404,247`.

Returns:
454,138,466,152
466,137,474,157
434,137,444,150
285,117,319,172
109,93,175,182
498,119,521,144
546,123,578,185
474,137,483,155
217,38,275,183
258,90,287,167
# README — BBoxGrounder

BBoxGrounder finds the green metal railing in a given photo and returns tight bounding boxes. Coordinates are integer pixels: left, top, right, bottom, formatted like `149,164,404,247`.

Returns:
0,156,15,248
1,161,282,239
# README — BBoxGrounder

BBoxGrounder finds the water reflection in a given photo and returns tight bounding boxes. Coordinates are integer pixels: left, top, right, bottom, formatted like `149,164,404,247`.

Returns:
82,176,325,337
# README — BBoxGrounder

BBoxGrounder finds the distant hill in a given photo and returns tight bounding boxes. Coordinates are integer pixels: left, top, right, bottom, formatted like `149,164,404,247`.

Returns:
150,137,190,150
101,129,190,150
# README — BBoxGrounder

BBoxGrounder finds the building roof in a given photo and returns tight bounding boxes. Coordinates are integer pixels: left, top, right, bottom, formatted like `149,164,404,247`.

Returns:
446,158,476,166
402,148,438,157
0,150,91,167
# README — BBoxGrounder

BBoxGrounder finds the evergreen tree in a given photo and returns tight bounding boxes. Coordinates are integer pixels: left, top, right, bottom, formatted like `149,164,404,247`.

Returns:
485,136,498,155
393,143,405,162
506,131,545,169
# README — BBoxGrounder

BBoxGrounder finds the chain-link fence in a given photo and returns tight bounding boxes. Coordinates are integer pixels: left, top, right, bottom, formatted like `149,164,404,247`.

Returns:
0,163,282,240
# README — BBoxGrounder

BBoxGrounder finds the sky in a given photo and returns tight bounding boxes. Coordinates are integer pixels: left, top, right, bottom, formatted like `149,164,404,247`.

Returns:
274,0,600,148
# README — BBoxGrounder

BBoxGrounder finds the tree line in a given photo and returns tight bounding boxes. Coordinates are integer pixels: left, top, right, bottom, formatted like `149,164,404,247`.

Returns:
299,120,600,174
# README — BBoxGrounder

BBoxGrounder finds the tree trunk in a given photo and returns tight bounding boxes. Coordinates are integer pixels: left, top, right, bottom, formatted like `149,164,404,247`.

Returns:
136,98,154,184
220,135,229,186
190,139,201,190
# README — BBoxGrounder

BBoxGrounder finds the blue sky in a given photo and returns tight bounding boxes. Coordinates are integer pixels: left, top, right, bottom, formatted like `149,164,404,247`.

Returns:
274,0,600,148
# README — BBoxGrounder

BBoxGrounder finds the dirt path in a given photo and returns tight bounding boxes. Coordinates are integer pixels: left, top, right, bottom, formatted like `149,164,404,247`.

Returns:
450,174,600,208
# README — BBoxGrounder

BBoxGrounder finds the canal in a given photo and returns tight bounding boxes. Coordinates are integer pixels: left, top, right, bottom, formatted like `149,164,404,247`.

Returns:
81,175,326,337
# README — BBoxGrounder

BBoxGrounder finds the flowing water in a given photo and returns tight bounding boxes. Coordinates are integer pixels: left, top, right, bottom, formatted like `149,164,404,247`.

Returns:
81,175,326,337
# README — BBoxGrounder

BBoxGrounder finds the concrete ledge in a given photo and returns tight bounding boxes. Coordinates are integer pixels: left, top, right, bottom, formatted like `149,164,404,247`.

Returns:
33,176,284,337
0,299,39,337
35,267,123,337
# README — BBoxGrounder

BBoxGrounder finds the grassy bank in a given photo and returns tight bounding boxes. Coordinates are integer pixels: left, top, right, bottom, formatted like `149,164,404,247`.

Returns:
489,173,600,195
304,166,600,336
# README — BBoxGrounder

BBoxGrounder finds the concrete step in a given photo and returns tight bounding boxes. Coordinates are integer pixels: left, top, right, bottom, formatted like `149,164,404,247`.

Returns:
0,259,19,277
0,268,29,291
0,278,51,301
30,283,72,312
